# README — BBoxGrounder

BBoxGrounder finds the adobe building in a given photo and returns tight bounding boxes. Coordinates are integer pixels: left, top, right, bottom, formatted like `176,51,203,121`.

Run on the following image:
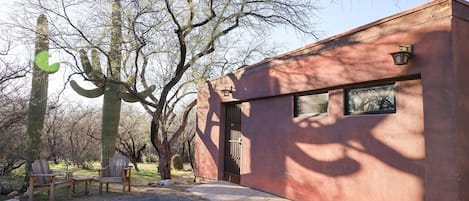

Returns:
194,0,469,200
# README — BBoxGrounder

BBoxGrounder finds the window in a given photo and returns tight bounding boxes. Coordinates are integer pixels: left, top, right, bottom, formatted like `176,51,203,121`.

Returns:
294,92,328,117
345,83,396,115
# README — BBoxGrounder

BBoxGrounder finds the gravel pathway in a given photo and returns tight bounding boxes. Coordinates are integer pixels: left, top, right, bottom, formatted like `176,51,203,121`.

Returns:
111,194,200,201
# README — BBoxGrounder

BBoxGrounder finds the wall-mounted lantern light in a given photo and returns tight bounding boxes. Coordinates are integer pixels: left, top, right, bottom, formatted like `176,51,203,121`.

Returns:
390,45,413,65
221,86,232,97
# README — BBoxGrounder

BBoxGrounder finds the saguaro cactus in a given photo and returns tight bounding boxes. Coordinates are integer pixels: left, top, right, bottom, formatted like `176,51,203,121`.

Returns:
70,51,154,168
70,0,155,168
26,14,60,174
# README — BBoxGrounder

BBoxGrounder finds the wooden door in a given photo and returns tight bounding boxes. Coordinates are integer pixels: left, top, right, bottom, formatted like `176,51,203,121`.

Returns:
223,103,242,184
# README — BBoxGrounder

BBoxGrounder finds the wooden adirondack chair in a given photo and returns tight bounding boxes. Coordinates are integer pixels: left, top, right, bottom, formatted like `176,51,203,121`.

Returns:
97,155,131,193
28,160,73,201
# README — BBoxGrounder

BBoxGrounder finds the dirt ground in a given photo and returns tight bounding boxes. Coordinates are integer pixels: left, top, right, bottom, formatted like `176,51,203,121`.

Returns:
5,171,208,201
72,178,208,201
71,182,208,201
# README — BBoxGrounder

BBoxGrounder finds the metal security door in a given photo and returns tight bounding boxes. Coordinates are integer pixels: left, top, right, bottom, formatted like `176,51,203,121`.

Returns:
223,103,242,184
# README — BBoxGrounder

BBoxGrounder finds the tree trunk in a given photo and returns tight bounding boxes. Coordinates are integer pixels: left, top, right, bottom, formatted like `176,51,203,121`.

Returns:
187,139,194,170
157,145,172,180
181,140,186,162
136,151,144,163
151,101,196,179
132,161,140,172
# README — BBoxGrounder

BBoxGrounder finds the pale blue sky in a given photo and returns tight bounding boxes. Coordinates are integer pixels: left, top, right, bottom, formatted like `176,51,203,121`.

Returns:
272,0,432,51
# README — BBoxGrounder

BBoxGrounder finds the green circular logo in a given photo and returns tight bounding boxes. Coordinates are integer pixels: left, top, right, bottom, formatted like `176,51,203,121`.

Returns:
34,51,60,73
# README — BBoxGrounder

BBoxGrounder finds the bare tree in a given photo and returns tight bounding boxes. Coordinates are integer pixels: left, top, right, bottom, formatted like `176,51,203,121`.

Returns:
175,110,196,169
0,96,28,175
0,32,30,175
13,0,319,179
145,0,319,179
116,105,150,172
62,105,101,168
42,103,102,169
42,104,64,164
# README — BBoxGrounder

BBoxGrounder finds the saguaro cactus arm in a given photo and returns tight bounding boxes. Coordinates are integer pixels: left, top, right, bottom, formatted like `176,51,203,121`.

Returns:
79,49,104,87
126,74,136,86
70,80,104,98
120,85,156,103
91,49,102,73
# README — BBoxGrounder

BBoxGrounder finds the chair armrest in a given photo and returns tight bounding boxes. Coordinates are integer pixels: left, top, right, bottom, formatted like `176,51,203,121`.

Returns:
122,167,132,177
97,168,107,177
53,170,73,174
30,174,57,183
30,173,56,177
53,170,73,180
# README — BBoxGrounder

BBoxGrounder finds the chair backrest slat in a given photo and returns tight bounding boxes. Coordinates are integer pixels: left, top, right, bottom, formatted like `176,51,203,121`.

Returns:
108,155,129,177
32,160,51,185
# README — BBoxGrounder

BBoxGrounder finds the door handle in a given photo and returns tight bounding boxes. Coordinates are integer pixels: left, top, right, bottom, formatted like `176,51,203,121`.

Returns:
228,138,242,144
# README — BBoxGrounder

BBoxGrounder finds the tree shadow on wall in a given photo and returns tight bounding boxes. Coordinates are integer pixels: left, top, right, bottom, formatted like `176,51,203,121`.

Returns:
197,28,450,200
235,50,425,200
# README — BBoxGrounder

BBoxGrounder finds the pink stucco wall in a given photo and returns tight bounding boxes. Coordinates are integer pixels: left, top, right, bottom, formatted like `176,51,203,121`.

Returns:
195,0,469,200
240,79,423,201
453,1,469,200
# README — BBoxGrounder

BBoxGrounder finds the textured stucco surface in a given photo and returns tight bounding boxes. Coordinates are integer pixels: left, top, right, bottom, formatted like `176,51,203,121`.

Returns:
195,1,469,200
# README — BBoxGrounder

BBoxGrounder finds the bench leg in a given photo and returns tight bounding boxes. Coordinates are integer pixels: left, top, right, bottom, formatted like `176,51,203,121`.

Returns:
73,182,76,196
85,181,90,195
99,182,103,194
67,185,72,199
29,178,34,201
49,187,55,201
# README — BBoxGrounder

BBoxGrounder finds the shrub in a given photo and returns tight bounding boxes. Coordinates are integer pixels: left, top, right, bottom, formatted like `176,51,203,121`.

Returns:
143,154,158,163
171,154,183,170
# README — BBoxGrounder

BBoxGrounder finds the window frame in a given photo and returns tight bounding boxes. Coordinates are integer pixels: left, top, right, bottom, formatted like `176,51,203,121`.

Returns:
344,82,396,115
293,91,329,118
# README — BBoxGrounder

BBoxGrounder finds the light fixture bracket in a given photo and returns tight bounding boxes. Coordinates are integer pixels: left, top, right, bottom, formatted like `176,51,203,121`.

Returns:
390,45,413,65
398,45,413,53
221,86,233,97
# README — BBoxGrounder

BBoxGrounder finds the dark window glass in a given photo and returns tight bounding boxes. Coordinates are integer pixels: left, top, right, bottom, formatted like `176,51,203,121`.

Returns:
294,92,328,117
345,83,396,115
